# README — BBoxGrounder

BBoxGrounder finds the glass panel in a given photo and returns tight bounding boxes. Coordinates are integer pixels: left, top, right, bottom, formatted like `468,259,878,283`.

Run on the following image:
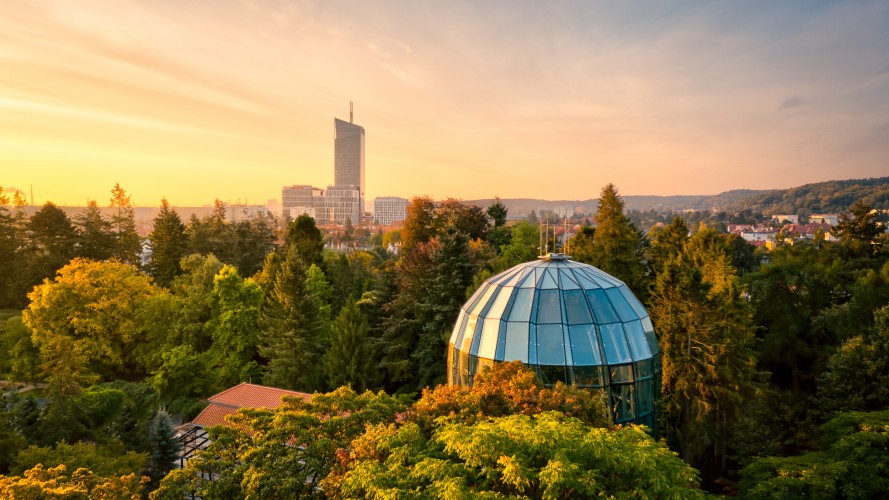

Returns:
573,270,601,290
501,269,524,286
478,318,501,359
475,357,495,381
619,285,648,319
605,287,638,322
636,359,653,379
465,283,490,313
447,348,455,386
590,269,622,287
609,364,634,383
470,284,499,315
624,320,651,360
503,322,529,362
485,286,513,320
599,323,632,364
538,365,567,387
459,349,470,386
644,324,659,355
564,290,593,325
572,366,604,387
537,289,562,324
495,319,507,361
520,269,539,288
451,311,468,347
637,379,654,415
536,324,565,365
586,289,619,324
540,269,558,289
610,384,636,422
529,325,538,364
508,288,534,321
568,324,601,365
468,355,479,383
558,269,580,289
460,315,478,354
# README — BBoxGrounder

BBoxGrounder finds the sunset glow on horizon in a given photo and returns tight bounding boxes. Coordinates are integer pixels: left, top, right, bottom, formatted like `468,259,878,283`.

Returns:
2,0,888,207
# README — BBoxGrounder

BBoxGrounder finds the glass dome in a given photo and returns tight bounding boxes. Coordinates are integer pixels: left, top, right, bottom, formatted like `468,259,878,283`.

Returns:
447,254,660,427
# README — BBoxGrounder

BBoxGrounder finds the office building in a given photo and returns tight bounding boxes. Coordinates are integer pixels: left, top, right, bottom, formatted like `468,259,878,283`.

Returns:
333,105,365,225
373,196,408,226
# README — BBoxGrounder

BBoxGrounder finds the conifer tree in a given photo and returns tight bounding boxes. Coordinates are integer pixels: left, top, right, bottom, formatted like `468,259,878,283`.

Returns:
583,184,648,299
650,228,759,473
147,199,187,287
109,183,141,265
74,200,115,261
260,246,325,391
324,297,376,391
147,410,179,488
0,187,15,306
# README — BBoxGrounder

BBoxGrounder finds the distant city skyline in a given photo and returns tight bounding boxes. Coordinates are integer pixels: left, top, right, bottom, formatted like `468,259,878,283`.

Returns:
1,1,888,207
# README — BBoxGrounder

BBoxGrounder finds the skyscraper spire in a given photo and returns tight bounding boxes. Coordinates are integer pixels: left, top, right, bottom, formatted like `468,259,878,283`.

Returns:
350,101,353,123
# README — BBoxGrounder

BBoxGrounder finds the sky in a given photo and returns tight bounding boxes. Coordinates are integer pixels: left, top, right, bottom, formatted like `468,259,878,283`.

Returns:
1,0,888,207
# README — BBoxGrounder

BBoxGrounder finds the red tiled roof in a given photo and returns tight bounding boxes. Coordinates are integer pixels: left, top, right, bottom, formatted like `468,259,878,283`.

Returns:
208,382,310,408
190,383,311,429
191,402,240,428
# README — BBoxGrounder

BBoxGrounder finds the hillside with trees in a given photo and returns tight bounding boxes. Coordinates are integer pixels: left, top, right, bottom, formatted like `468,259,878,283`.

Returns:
2,181,889,497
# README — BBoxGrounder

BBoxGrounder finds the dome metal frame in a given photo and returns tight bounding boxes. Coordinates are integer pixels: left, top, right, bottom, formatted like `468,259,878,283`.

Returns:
447,255,661,427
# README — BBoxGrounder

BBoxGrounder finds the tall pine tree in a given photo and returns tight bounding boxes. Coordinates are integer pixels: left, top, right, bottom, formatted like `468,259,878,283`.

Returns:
147,198,187,287
583,184,648,300
74,200,114,261
109,183,141,265
260,245,326,391
324,297,376,391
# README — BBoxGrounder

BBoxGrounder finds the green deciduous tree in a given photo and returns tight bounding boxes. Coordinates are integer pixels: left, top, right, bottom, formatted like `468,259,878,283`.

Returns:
0,464,148,498
154,387,406,499
205,265,263,388
326,412,704,499
24,259,167,382
818,305,889,413
286,214,324,269
739,410,889,499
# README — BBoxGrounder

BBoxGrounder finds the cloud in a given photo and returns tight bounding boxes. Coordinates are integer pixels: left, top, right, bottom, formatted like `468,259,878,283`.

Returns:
779,95,809,110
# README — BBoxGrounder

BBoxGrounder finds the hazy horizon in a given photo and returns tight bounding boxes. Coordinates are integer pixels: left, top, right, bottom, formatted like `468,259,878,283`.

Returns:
3,0,888,206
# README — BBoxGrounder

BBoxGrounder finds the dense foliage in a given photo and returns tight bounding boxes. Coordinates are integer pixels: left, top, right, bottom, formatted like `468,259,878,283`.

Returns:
1,183,888,496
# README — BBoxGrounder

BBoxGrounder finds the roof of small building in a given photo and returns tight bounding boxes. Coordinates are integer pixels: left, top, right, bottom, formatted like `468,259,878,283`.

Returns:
191,382,311,428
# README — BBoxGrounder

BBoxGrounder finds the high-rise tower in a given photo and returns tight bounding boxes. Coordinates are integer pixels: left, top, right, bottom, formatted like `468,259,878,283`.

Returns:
333,102,365,225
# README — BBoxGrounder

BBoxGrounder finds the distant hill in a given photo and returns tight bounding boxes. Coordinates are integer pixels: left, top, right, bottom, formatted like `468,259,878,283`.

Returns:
466,177,889,216
704,177,889,214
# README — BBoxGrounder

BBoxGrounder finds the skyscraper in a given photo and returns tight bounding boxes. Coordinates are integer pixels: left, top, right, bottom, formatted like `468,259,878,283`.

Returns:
333,103,365,225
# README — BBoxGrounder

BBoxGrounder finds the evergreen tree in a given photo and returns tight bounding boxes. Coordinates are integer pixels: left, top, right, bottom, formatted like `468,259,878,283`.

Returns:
147,199,187,287
74,200,115,261
147,410,179,488
649,228,760,474
584,184,648,299
487,197,508,227
228,212,276,277
324,297,376,391
23,202,77,301
260,246,325,391
837,200,883,255
0,187,16,306
109,183,141,265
